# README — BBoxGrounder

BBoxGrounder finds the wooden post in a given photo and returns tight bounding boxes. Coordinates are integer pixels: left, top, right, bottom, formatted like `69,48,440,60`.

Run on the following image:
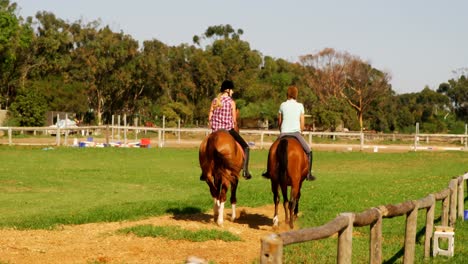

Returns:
64,113,68,146
360,132,364,151
117,115,121,140
424,194,435,259
337,213,354,264
123,113,127,144
8,127,12,146
414,122,419,152
442,195,449,227
178,119,181,144
105,125,109,146
111,115,114,140
465,123,467,149
403,201,418,263
260,234,283,264
134,117,138,141
260,131,264,150
369,208,382,264
162,115,165,147
158,128,162,148
458,176,464,219
56,113,60,146
449,178,458,227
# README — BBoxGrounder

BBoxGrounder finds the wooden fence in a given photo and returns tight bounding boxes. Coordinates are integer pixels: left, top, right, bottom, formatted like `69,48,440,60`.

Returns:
0,125,467,151
260,173,468,264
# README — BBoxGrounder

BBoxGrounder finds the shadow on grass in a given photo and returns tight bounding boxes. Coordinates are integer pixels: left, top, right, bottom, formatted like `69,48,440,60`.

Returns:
166,207,212,223
233,211,272,229
383,216,442,263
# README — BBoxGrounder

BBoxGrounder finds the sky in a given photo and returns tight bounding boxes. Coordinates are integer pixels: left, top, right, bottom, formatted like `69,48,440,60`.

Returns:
13,0,468,94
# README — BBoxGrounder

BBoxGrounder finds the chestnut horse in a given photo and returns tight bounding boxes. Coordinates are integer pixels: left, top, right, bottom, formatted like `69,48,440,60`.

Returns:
199,129,244,226
262,136,308,229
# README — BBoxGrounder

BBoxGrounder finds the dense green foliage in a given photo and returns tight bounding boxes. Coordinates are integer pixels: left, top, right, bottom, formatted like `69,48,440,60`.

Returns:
0,146,466,263
0,0,467,133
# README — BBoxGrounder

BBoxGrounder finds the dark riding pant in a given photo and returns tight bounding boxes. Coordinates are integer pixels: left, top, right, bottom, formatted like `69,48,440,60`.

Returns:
228,129,249,149
228,129,252,179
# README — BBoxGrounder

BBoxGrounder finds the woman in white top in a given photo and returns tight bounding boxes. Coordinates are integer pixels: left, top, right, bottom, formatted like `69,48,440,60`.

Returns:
278,85,315,181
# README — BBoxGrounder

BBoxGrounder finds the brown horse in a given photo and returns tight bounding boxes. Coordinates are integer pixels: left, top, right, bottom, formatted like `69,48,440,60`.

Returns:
199,129,244,226
263,136,309,229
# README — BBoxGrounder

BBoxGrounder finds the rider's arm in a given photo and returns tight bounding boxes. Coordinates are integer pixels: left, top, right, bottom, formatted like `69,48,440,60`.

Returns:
300,113,305,133
231,100,237,128
278,112,282,133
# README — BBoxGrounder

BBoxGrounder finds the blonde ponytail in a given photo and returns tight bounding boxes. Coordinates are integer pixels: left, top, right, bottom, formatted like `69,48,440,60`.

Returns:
214,93,223,108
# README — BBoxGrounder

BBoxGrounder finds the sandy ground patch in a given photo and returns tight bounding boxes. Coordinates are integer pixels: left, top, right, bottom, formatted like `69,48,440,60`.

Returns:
0,205,294,264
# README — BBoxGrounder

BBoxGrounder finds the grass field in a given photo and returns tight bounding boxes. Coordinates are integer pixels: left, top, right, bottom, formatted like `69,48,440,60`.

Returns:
0,146,466,263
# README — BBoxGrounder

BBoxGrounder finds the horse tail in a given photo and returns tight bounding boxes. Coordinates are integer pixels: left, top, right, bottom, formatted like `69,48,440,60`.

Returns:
208,133,240,183
277,138,288,183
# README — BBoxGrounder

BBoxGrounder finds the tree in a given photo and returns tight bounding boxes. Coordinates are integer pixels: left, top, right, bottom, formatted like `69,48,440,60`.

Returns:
70,23,138,125
300,48,351,102
0,0,33,108
300,48,392,131
438,72,468,122
8,88,47,126
342,59,392,131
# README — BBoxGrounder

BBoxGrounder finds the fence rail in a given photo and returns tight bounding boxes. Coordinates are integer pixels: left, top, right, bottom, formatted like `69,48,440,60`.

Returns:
260,173,468,264
0,125,467,151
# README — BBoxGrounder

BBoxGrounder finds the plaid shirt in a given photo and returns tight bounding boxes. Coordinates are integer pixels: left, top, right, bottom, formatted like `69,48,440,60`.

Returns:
211,96,234,131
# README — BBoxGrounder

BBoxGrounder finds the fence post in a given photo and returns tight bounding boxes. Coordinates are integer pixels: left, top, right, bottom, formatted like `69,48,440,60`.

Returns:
465,123,467,149
403,200,418,263
260,234,283,264
178,119,181,144
360,132,364,151
369,208,382,264
105,125,109,146
337,213,354,264
64,113,68,146
162,115,166,146
424,194,435,259
8,127,12,146
442,194,449,227
56,113,60,146
158,128,162,148
414,122,419,152
111,115,115,140
458,176,464,219
260,131,264,150
123,113,127,144
449,178,458,226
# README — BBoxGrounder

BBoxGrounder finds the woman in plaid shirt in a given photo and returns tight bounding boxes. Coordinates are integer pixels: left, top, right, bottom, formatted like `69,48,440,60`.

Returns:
208,80,252,180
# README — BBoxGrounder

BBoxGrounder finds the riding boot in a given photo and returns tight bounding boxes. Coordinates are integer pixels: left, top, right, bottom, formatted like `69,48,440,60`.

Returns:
306,152,316,181
242,147,252,180
199,174,205,181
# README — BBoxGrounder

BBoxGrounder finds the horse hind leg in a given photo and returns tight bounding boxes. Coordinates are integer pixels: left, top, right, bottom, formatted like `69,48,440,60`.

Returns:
288,199,297,229
230,177,239,222
272,187,280,228
281,185,289,225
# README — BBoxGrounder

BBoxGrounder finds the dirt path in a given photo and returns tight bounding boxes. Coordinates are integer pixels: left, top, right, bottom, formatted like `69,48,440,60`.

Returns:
0,205,292,264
